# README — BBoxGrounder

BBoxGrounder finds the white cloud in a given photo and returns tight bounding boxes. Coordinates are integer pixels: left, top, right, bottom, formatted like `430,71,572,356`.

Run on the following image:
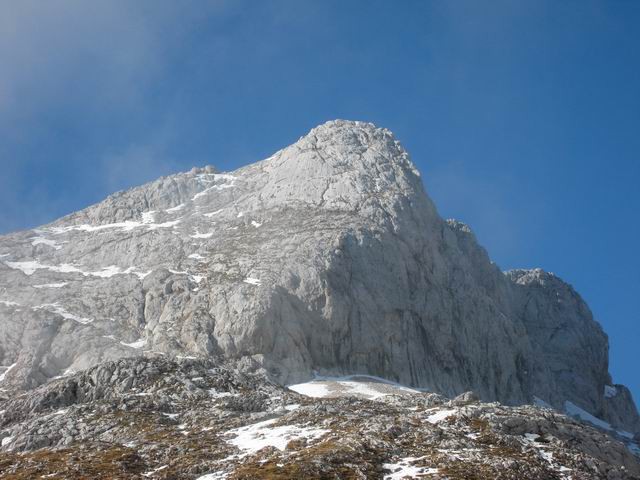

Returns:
0,0,231,130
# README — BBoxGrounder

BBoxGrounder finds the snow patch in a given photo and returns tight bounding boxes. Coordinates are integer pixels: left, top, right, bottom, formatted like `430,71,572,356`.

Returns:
142,465,168,477
226,417,329,457
188,253,205,260
243,277,261,286
193,174,237,200
288,382,330,398
0,300,20,308
425,409,457,424
604,385,618,398
287,374,422,400
147,220,181,230
250,220,262,228
383,457,438,479
35,303,92,324
121,338,147,349
31,236,62,250
1,436,13,447
0,363,17,382
4,260,150,279
564,400,612,431
49,218,179,234
203,209,224,217
196,472,227,480
191,231,214,239
33,282,68,289
5,260,81,276
141,211,156,224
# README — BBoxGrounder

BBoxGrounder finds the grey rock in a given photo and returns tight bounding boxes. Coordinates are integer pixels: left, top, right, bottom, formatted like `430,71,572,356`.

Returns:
0,119,637,435
0,357,637,479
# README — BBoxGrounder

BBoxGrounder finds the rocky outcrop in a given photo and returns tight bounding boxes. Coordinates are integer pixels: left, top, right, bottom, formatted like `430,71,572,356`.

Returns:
0,357,638,479
0,120,637,435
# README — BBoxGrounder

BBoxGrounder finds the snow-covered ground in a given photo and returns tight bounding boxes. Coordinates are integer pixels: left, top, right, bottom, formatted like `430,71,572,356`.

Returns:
383,457,439,479
288,374,423,400
226,417,329,457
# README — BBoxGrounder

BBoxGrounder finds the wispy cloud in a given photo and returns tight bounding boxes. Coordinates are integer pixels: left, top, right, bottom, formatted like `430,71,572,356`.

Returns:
0,0,232,233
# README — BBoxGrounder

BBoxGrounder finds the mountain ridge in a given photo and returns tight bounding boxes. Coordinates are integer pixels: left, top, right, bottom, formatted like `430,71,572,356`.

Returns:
0,119,638,438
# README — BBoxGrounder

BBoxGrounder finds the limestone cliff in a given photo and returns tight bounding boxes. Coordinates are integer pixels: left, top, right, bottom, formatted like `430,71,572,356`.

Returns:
0,120,637,434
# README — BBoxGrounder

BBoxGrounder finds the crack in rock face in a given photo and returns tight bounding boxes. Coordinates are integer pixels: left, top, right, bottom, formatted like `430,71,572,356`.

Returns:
0,120,638,477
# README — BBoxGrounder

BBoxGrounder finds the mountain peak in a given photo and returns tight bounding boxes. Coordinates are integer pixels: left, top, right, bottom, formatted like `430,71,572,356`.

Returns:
292,119,412,169
0,122,638,442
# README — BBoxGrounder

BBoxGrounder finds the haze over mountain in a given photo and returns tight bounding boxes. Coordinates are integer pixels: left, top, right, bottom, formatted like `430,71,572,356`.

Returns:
0,120,638,441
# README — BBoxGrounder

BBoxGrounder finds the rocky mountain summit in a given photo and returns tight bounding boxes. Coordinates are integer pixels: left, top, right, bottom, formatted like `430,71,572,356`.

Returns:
0,120,639,474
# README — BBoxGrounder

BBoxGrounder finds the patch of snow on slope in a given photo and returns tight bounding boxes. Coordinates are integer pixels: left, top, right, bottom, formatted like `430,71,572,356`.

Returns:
1,436,13,447
121,339,147,349
604,385,617,398
188,253,205,260
4,260,149,279
33,283,68,289
0,363,17,382
226,418,329,457
0,300,20,307
243,277,261,286
141,211,156,224
203,209,224,217
51,221,144,233
142,465,168,477
288,382,330,398
425,409,457,424
193,175,237,200
250,221,262,228
35,303,92,325
191,231,214,239
564,401,612,431
49,218,180,234
31,237,62,250
195,472,227,480
288,374,422,400
147,220,181,230
91,265,126,278
521,433,573,475
383,457,438,479
5,260,82,276
168,270,203,284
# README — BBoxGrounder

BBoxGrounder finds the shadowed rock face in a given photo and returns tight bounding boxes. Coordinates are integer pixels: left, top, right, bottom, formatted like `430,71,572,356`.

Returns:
0,119,637,433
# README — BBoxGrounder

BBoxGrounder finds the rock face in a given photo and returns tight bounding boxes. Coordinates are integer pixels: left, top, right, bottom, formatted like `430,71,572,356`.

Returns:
0,119,637,435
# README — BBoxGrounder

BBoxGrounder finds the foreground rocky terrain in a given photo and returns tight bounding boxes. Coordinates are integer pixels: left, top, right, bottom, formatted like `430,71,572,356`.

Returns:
0,356,638,479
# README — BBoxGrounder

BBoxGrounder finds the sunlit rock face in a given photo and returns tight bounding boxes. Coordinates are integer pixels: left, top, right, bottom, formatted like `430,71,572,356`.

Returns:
0,119,637,433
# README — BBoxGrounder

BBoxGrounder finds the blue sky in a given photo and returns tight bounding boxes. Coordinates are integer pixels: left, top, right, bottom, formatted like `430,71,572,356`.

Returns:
1,1,638,403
